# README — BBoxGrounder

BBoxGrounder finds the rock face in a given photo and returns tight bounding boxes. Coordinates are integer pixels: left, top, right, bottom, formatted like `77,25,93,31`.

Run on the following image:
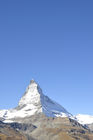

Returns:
0,80,72,122
1,115,93,140
0,121,27,140
88,123,93,131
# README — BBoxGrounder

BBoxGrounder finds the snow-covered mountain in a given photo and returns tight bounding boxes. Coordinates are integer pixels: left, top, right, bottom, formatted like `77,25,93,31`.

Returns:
0,80,73,122
0,80,93,127
76,114,93,125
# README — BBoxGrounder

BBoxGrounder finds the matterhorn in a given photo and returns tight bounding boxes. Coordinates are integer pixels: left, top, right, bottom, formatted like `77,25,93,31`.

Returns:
0,80,72,122
1,80,93,140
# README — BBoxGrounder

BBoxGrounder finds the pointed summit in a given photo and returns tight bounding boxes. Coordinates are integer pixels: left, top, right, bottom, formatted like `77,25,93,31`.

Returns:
25,80,42,95
30,79,36,84
28,79,40,89
0,80,73,120
18,80,42,108
15,80,72,118
28,79,38,88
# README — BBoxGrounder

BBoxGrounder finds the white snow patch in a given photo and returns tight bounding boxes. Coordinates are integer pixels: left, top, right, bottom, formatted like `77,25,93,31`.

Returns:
76,114,93,125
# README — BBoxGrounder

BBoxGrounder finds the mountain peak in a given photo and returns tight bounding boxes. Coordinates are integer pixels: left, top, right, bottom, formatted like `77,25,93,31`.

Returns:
18,80,42,107
0,80,72,120
30,79,37,84
28,79,41,90
28,79,38,88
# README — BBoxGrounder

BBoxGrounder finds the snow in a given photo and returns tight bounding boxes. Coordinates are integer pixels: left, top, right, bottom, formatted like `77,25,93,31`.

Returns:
76,114,93,125
19,80,42,106
0,110,8,118
0,80,72,122
4,120,14,123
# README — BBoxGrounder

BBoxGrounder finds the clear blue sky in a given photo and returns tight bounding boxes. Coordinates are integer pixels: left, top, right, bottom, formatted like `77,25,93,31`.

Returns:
0,0,93,115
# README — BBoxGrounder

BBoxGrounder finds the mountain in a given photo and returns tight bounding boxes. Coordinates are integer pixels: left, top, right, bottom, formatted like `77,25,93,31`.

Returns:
0,80,93,140
0,80,73,122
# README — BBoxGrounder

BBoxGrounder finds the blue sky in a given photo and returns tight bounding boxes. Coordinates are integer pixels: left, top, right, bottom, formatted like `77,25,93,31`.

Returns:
0,0,93,115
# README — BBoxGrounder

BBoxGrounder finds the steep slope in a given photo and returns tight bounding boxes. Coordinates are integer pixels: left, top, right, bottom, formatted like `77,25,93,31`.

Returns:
0,80,72,122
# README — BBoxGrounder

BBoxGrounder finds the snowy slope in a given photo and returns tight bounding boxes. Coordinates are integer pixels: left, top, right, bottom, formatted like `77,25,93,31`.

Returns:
0,80,73,122
76,114,93,125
